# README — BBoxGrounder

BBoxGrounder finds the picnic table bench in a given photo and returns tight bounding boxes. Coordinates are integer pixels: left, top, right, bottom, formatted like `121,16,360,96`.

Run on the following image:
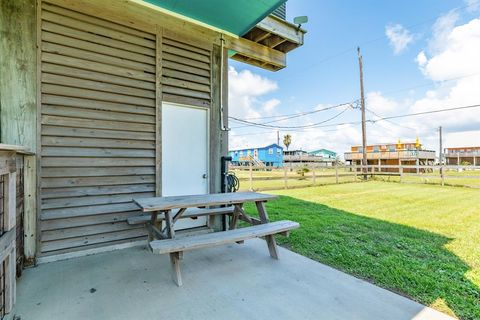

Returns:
132,192,299,286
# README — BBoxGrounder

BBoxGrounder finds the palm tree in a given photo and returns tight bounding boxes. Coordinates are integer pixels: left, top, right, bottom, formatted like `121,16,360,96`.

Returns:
283,134,292,150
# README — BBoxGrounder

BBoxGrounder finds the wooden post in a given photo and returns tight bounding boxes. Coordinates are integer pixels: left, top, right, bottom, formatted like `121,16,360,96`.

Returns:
283,165,288,189
441,165,445,186
23,155,36,263
249,162,253,191
312,165,316,185
354,163,358,181
399,165,403,183
335,162,339,184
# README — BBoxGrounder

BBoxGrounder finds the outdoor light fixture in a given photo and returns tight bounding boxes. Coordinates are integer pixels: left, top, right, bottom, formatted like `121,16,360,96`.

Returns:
294,15,308,31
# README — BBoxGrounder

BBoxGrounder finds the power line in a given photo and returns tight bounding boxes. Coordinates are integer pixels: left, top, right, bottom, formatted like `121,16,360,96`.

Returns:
229,105,353,129
231,103,480,133
365,108,417,131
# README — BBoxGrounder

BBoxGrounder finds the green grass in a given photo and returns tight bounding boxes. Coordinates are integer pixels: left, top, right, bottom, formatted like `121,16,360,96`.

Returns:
243,182,480,319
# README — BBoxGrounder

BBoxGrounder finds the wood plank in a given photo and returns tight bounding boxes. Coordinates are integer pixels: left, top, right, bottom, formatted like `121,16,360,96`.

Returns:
42,64,155,91
42,157,155,167
42,52,155,82
41,115,155,132
42,84,155,108
42,166,155,178
127,207,234,225
42,73,155,99
41,183,155,199
23,155,37,261
163,43,210,63
41,228,147,252
42,202,142,220
42,94,154,115
163,67,210,85
163,60,210,78
135,192,278,212
41,20,155,56
41,221,141,241
163,52,210,71
0,0,37,151
40,210,143,231
162,93,210,109
162,77,210,93
42,192,154,210
41,10,155,48
149,220,299,254
225,37,286,69
41,136,155,150
42,105,155,124
41,174,155,188
42,125,155,141
42,2,155,40
163,37,210,56
155,29,162,197
42,41,155,73
162,85,210,100
42,31,156,65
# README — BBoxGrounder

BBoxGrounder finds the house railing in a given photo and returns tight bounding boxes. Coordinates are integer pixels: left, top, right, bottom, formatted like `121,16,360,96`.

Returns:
344,150,436,161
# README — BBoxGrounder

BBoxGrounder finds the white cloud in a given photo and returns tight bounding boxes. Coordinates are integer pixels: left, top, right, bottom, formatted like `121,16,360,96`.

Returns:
228,66,278,120
366,91,399,114
419,18,480,81
385,24,415,54
416,51,428,67
465,0,480,13
262,98,281,114
428,11,459,54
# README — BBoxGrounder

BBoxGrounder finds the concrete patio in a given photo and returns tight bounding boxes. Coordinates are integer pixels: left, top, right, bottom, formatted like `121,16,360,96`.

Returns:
11,239,453,320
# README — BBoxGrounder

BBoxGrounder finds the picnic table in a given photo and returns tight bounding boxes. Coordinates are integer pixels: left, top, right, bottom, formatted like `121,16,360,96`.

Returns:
132,192,299,286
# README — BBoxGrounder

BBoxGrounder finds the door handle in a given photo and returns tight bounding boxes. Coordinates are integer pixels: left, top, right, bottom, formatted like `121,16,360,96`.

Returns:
202,174,208,179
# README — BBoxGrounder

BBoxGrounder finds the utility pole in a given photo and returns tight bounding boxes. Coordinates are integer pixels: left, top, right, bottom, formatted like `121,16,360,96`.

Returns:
358,47,368,180
277,130,280,146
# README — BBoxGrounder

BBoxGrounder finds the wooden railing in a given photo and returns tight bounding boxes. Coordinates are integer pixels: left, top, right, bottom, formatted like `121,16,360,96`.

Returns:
229,163,480,191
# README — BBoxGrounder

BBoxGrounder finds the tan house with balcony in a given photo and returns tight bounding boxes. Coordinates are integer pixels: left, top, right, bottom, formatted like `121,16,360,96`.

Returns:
444,147,480,166
344,140,436,173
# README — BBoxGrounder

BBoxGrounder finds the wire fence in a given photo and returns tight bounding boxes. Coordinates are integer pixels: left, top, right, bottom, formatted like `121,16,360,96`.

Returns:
230,164,480,191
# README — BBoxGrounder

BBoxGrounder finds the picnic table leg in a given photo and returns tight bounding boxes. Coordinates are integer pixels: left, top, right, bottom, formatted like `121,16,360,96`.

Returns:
255,201,279,259
229,204,242,230
147,211,159,242
164,210,175,239
170,252,183,287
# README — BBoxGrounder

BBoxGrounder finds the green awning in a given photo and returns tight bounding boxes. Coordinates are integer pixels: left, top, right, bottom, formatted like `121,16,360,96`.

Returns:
143,0,286,36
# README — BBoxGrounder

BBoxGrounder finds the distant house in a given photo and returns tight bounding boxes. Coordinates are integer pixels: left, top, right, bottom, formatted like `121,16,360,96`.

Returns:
344,140,436,172
230,144,284,167
444,147,480,166
284,149,337,166
308,149,336,159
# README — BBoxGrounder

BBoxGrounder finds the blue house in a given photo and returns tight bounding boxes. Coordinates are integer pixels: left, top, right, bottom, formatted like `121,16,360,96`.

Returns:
308,149,337,160
230,144,284,167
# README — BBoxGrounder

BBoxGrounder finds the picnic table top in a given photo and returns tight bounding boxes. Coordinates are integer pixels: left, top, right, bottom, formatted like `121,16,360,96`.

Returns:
134,192,278,212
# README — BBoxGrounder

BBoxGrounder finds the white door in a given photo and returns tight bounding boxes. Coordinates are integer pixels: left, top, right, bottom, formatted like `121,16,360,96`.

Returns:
162,103,208,229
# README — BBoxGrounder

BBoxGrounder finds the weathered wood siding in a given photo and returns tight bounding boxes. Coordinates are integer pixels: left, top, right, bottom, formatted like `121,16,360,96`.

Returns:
38,2,158,255
161,33,212,108
0,0,37,151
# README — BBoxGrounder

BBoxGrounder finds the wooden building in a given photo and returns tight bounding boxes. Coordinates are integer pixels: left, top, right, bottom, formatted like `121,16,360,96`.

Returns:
444,147,480,166
344,140,436,172
0,0,305,266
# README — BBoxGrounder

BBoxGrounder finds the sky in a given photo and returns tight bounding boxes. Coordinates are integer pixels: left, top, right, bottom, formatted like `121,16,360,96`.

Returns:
228,0,480,159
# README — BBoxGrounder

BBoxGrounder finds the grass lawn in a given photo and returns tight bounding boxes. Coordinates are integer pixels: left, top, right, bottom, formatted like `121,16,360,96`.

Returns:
243,181,480,319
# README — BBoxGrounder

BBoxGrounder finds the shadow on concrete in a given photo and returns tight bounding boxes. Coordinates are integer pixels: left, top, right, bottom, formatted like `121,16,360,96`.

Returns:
245,196,479,320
